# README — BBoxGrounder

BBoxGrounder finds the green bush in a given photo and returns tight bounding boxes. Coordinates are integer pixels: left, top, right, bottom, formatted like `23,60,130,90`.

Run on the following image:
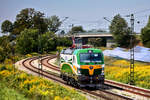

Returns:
16,29,57,54
56,37,72,47
141,27,150,48
0,83,28,100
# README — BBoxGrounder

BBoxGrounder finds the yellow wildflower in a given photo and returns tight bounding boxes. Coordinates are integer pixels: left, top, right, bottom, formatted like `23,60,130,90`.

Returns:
0,70,11,77
54,96,62,100
64,96,71,100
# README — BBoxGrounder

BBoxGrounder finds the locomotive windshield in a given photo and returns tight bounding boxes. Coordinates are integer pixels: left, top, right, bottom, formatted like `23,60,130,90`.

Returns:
80,53,102,63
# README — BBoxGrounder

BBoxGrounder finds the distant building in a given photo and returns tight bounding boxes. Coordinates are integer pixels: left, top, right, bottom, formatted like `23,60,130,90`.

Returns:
67,32,115,47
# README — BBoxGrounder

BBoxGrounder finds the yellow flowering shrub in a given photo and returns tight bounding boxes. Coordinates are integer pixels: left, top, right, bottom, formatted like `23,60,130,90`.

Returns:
4,59,13,64
0,64,87,100
17,73,28,81
112,60,130,67
54,96,63,100
25,54,32,58
64,96,71,100
0,70,11,77
105,57,150,89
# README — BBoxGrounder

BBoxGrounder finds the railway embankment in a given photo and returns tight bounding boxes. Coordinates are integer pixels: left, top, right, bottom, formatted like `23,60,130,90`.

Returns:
0,59,87,100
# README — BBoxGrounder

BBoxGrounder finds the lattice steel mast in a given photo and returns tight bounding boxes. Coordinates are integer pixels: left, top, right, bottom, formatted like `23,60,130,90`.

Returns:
129,14,135,85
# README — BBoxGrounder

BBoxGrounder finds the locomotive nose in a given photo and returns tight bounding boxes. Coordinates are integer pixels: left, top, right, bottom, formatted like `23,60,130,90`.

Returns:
89,66,93,70
89,66,94,75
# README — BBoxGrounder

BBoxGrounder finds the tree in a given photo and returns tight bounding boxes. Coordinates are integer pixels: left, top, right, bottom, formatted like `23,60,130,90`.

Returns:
16,29,39,54
69,26,85,34
40,32,57,53
1,20,13,34
0,36,12,62
88,38,106,47
141,16,150,47
0,46,5,62
16,29,57,54
109,14,135,47
45,15,62,33
12,8,47,35
56,37,72,47
60,30,65,35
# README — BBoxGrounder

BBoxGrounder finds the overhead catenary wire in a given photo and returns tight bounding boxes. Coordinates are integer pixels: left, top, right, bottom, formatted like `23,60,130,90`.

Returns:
61,8,150,33
133,8,150,15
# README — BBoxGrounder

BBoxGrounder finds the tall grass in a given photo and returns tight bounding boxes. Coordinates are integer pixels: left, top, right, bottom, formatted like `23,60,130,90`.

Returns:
0,64,87,100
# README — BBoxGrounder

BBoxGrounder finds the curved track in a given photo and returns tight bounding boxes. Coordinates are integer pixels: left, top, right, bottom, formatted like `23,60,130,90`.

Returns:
22,55,138,100
44,56,150,98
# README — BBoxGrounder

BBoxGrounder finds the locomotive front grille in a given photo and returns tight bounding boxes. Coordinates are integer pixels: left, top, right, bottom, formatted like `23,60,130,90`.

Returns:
94,68,102,75
78,75,104,84
80,68,102,76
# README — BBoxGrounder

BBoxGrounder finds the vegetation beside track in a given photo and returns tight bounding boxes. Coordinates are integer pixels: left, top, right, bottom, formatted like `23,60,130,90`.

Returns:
0,64,87,100
0,82,28,100
53,55,150,89
105,56,150,89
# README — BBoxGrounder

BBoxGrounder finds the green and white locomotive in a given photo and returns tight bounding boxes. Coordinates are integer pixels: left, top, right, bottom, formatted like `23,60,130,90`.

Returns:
60,48,105,88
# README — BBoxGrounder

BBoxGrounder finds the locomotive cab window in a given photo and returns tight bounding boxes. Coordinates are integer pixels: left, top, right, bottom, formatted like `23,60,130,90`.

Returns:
80,53,102,63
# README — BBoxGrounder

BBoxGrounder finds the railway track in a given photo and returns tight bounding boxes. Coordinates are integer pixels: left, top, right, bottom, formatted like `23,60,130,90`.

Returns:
43,56,150,100
21,55,149,100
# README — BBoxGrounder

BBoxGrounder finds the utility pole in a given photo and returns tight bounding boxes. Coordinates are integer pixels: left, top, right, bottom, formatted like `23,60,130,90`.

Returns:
38,29,42,77
11,41,16,77
61,17,69,47
129,14,135,85
104,15,135,85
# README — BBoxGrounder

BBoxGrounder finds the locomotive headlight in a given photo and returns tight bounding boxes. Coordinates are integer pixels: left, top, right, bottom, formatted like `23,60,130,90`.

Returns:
77,68,81,74
101,64,105,75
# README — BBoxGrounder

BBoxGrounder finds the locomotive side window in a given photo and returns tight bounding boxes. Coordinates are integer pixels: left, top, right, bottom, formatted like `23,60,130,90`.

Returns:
73,56,76,63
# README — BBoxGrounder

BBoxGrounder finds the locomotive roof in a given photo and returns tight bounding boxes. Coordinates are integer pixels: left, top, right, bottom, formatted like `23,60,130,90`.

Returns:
73,48,102,54
61,48,102,55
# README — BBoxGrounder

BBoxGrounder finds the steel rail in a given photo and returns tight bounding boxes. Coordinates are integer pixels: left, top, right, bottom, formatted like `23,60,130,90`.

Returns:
44,56,150,99
22,56,133,100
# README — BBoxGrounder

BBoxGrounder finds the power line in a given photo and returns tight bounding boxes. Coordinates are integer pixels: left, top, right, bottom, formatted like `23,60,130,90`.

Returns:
133,8,150,15
135,15,149,18
124,8,150,18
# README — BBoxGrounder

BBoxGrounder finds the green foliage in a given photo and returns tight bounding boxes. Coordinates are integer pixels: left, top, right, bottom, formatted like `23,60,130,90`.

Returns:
16,29,57,54
45,15,62,33
30,52,39,56
141,16,150,48
57,37,72,47
1,20,13,34
0,64,87,100
109,14,136,47
40,31,57,53
16,29,39,54
0,8,64,59
0,83,28,100
12,8,47,35
0,36,12,62
69,26,85,34
0,46,5,61
4,59,13,64
141,27,150,47
88,38,106,47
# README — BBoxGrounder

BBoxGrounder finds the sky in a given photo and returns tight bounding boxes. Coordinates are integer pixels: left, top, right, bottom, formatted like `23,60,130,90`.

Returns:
0,0,150,36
